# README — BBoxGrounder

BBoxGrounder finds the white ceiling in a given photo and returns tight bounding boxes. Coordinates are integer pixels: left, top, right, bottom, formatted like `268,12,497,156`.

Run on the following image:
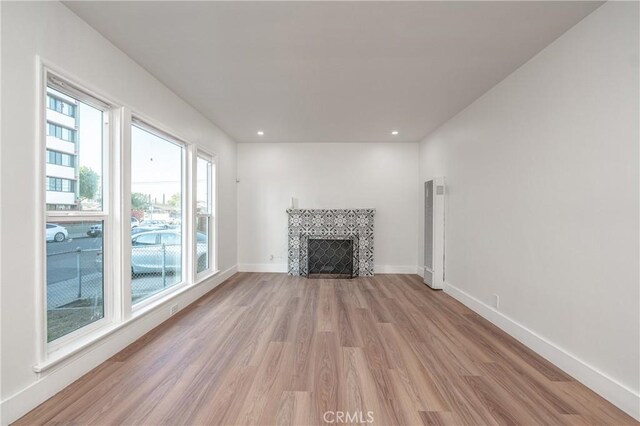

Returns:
65,1,602,143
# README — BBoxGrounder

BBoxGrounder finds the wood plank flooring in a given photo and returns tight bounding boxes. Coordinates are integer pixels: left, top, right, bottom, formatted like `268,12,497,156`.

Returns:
16,273,637,425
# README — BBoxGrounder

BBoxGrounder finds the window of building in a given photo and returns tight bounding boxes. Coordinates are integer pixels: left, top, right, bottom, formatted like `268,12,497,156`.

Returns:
48,94,76,117
196,153,215,275
47,150,75,167
46,177,76,192
47,122,77,143
44,74,110,344
130,121,185,305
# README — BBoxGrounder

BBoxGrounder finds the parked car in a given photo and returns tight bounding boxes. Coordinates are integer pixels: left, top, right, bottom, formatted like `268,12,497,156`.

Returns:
95,230,208,275
131,217,140,228
46,223,68,242
87,224,103,237
140,220,169,229
131,225,165,235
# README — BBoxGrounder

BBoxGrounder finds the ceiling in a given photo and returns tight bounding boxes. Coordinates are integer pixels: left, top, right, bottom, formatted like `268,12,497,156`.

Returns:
65,1,602,143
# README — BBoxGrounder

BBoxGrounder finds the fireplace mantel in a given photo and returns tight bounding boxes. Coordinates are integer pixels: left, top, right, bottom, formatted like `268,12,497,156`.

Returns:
286,208,375,277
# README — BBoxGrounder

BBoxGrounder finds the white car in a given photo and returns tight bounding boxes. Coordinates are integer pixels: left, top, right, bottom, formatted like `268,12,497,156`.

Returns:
46,223,68,242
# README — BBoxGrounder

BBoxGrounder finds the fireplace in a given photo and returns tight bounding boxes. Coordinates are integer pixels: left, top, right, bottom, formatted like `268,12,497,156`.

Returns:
307,237,354,279
287,208,375,277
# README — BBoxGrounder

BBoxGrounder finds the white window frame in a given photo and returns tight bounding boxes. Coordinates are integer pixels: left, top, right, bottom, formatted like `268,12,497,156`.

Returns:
35,62,220,370
194,150,217,280
129,117,190,311
39,68,119,356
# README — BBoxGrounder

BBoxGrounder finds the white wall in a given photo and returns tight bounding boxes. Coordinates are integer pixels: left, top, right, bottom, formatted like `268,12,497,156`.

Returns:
0,2,237,423
418,2,639,419
238,143,418,273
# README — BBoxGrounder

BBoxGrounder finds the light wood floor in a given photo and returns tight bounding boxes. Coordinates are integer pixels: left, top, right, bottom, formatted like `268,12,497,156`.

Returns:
17,273,636,425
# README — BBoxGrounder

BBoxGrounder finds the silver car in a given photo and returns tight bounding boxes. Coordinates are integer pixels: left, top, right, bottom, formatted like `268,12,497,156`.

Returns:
95,230,208,275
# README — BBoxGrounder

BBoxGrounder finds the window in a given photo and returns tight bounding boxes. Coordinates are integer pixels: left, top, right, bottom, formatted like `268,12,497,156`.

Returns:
47,122,77,142
46,177,76,193
196,153,215,275
47,150,75,167
40,69,220,357
47,94,76,117
44,75,109,343
130,122,185,305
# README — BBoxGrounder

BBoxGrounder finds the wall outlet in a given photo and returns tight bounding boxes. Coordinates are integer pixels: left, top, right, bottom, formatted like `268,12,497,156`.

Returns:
493,294,500,310
169,303,178,316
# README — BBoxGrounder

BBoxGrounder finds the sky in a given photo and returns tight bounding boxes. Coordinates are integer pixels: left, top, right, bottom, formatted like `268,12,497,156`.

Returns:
131,125,182,204
50,87,212,209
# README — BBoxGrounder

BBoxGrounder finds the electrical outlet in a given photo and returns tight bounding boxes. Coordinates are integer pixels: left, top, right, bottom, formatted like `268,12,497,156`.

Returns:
493,294,500,310
169,303,178,316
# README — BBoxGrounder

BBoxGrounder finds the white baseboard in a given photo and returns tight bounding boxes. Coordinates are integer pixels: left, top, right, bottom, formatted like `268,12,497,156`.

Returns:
238,263,287,273
238,263,417,275
0,265,238,425
416,265,425,278
374,265,417,274
444,281,640,421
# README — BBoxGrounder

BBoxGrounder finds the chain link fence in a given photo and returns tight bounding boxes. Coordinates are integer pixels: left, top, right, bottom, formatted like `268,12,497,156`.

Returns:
46,243,183,341
131,243,182,303
47,247,103,342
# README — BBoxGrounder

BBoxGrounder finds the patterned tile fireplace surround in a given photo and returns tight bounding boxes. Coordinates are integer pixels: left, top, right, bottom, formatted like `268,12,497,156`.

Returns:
287,209,375,277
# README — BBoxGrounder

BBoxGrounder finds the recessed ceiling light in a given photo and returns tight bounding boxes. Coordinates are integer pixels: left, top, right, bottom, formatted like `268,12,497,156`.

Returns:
257,130,264,136
391,130,399,136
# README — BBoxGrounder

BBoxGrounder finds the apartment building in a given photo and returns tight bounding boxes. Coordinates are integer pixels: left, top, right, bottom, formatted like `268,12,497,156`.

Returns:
45,87,78,210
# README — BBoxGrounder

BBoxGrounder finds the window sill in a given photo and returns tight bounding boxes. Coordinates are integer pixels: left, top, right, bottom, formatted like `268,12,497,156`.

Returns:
34,269,222,374
195,269,220,285
34,320,124,373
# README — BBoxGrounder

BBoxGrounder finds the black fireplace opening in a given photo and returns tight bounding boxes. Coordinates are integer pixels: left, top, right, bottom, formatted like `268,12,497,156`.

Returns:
307,238,353,279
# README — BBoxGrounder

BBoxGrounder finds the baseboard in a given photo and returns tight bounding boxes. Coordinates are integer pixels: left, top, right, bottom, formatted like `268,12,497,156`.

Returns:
0,265,238,425
416,265,425,278
374,265,417,274
444,281,640,421
238,264,417,275
238,263,287,273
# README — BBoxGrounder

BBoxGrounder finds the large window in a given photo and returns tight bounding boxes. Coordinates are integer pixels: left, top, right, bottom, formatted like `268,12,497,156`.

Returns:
41,70,219,355
130,122,185,305
196,153,215,275
44,77,109,343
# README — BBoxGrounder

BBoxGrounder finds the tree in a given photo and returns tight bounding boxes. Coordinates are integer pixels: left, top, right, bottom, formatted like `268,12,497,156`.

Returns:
131,192,150,211
168,193,181,207
79,166,98,201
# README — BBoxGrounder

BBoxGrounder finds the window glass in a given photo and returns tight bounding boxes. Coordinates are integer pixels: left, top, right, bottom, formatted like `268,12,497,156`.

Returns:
196,155,214,274
130,124,184,304
133,233,158,246
196,157,211,214
196,216,210,273
46,220,104,342
160,232,180,245
45,81,108,343
45,87,104,212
